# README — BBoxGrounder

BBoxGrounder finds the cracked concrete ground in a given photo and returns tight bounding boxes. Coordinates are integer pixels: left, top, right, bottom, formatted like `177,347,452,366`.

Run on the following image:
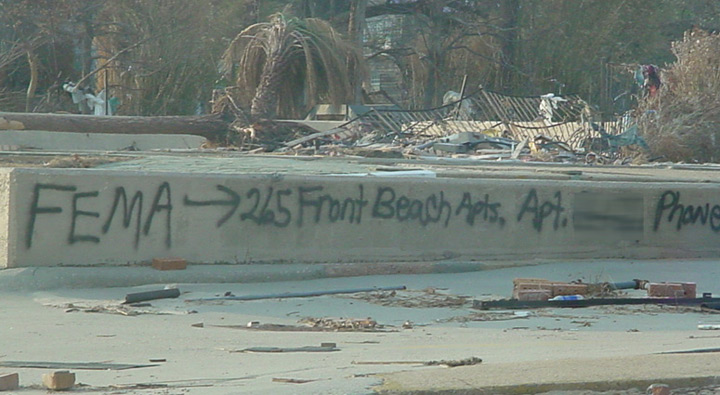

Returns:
1,259,720,394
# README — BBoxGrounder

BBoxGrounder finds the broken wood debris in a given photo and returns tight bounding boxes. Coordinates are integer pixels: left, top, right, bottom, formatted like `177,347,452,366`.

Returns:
52,301,193,317
352,356,481,368
220,89,647,165
344,287,468,308
298,317,379,331
215,317,391,333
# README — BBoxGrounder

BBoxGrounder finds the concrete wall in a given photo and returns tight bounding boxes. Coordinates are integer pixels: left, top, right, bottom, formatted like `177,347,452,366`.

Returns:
0,130,206,151
4,167,720,267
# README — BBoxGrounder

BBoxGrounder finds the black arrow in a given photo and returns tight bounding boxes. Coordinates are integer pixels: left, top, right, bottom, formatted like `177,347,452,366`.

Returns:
183,185,240,227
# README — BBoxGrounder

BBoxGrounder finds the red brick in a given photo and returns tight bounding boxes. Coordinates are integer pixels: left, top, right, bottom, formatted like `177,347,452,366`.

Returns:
152,257,187,271
513,278,552,287
0,373,19,391
647,283,685,298
513,283,552,298
681,282,697,298
512,279,552,299
516,289,552,301
551,283,589,297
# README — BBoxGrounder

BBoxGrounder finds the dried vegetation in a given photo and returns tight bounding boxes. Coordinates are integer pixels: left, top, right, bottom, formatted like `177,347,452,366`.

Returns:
638,29,720,163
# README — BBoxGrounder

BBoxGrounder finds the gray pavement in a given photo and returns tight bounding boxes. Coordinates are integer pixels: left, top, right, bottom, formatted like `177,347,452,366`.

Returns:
2,259,720,394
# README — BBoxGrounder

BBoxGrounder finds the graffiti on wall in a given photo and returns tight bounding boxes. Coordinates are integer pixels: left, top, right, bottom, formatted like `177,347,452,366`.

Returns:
25,182,568,250
653,190,720,232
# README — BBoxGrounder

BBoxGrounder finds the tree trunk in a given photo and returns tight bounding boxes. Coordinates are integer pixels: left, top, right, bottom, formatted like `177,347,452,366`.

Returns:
347,0,367,104
25,49,39,112
250,53,286,120
0,111,229,140
499,0,519,92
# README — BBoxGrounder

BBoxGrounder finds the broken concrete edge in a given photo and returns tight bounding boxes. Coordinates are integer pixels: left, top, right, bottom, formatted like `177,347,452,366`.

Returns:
375,375,720,394
0,260,519,292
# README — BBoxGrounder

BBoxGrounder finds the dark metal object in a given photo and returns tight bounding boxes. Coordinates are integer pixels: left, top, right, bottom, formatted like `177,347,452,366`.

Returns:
189,285,406,302
124,288,180,304
474,296,720,310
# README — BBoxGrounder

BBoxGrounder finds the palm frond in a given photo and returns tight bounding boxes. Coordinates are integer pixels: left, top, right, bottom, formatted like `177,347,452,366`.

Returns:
222,12,365,119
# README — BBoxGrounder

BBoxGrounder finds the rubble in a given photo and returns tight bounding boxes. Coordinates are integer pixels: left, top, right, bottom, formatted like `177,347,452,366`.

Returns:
298,317,379,331
477,277,716,310
214,317,392,332
49,301,194,317
353,356,482,368
227,89,648,165
343,287,469,308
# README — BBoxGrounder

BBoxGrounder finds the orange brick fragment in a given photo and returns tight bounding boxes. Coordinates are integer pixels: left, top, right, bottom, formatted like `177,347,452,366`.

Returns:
152,257,187,271
516,289,552,301
648,282,696,298
551,283,589,297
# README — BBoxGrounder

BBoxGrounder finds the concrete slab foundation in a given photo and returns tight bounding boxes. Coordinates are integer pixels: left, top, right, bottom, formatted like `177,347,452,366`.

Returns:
0,130,206,151
2,163,720,268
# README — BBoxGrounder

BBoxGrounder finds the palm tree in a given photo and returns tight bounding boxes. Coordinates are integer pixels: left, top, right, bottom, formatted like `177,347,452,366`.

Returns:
222,13,363,120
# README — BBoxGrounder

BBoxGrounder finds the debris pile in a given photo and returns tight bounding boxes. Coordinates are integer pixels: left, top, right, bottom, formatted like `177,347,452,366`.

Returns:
476,277,715,310
297,317,379,331
344,287,468,308
231,89,648,164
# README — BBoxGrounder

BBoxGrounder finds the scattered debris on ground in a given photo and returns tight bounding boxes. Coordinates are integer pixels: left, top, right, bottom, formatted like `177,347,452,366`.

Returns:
0,154,129,168
594,304,702,315
440,311,531,323
477,277,713,310
48,301,195,317
222,89,648,165
233,343,340,353
353,356,481,368
43,154,122,168
343,287,469,308
213,317,394,333
298,317,380,331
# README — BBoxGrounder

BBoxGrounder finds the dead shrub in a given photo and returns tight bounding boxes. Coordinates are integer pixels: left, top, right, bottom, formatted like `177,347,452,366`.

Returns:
638,29,720,163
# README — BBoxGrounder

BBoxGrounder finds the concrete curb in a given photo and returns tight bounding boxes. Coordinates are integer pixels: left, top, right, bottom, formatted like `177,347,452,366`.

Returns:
0,260,516,291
